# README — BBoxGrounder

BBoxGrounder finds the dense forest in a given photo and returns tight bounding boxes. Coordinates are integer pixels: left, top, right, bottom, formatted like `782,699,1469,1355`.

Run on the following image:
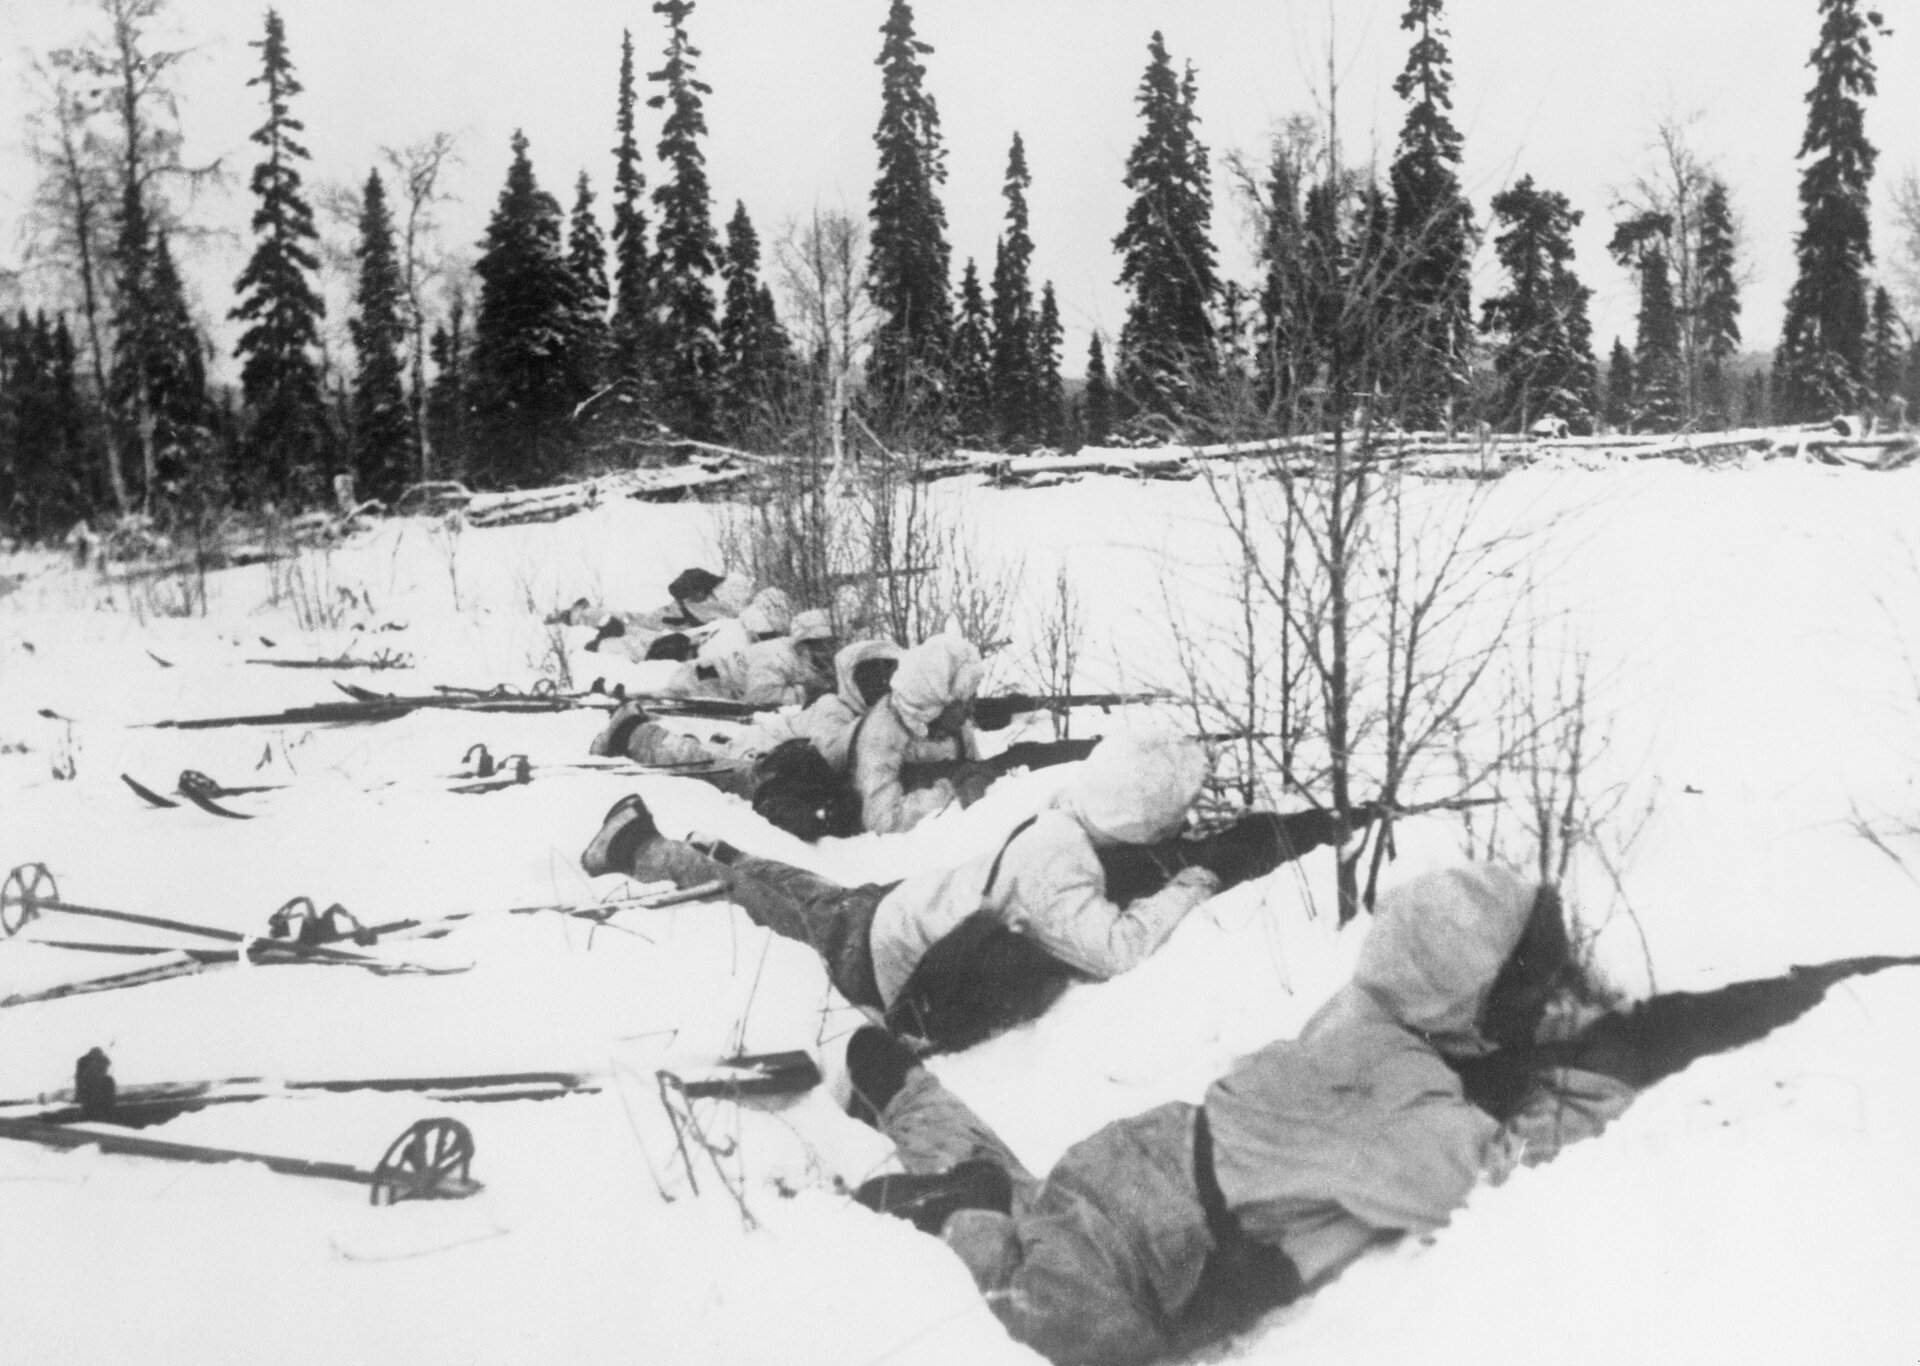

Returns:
0,0,1914,538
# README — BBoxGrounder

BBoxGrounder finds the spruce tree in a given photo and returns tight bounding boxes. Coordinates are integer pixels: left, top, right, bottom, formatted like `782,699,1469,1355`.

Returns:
609,29,655,390
1300,178,1349,392
1386,0,1474,427
1603,337,1637,431
868,0,954,424
1033,282,1065,446
1866,286,1905,404
426,292,470,478
143,231,209,498
949,259,993,443
349,169,413,504
1084,333,1114,446
1255,134,1311,418
1480,175,1596,431
647,0,721,439
1611,212,1683,431
717,201,790,435
1217,281,1251,388
989,132,1036,445
751,284,793,403
1115,33,1217,420
114,204,211,509
1,316,30,533
46,314,92,522
230,8,327,502
471,131,581,486
1,312,93,537
1350,182,1397,400
1696,179,1743,426
1777,0,1887,419
568,171,612,401
1744,367,1773,426
1634,246,1682,430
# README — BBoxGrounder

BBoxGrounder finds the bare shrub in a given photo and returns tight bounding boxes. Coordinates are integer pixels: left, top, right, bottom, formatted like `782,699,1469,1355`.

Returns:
1165,113,1595,918
429,510,465,611
1021,567,1085,738
1461,606,1660,991
715,428,1018,655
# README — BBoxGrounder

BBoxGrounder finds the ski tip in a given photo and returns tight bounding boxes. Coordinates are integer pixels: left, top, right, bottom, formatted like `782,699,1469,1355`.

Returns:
121,774,181,809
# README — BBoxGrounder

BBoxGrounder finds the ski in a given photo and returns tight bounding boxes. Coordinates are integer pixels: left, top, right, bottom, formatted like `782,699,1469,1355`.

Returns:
119,770,281,817
149,697,419,729
0,1111,479,1206
365,879,729,943
1,1054,599,1126
0,865,470,975
1,943,471,1010
177,786,255,819
2,956,215,1008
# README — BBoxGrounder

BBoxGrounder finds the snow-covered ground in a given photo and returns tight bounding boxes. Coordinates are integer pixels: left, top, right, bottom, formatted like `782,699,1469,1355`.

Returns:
3,456,1919,1365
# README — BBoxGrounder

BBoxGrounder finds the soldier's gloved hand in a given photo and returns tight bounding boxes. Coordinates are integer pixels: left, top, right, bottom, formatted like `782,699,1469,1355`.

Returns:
585,617,627,653
1294,802,1387,849
971,697,1019,731
953,762,998,808
1347,800,1390,829
1191,813,1288,888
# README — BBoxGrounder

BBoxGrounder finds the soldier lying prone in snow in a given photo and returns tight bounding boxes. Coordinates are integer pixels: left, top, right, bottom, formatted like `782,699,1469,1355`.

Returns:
579,732,1362,1052
833,864,1920,1366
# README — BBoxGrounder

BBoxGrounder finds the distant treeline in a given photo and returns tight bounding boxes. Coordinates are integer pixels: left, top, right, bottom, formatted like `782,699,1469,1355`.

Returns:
2,0,1913,539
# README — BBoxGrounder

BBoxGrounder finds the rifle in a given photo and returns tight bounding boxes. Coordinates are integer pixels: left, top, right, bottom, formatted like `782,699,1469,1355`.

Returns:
977,738,1101,778
146,683,766,731
1453,953,1920,1116
972,691,1170,732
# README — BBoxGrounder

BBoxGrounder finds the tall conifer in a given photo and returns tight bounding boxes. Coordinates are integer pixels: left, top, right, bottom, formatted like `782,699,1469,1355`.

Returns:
1778,0,1886,418
949,259,993,443
1386,0,1473,426
647,0,720,439
1481,176,1596,431
1866,286,1905,403
989,132,1036,445
568,171,612,400
1115,34,1217,421
1255,134,1312,417
142,231,208,497
231,8,327,500
1033,282,1065,447
426,292,470,477
1603,338,1637,431
1696,180,1743,425
868,0,954,422
609,30,654,388
1084,334,1114,446
471,131,580,485
348,169,412,502
718,201,790,434
1611,212,1683,431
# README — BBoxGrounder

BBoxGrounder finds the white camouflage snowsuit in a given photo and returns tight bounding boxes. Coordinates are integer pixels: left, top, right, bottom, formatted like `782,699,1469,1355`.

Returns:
664,605,835,708
869,732,1221,1009
850,635,985,834
876,864,1636,1365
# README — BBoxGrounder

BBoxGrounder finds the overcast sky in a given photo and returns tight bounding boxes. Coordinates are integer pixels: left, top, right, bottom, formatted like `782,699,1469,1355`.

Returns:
0,0,1913,381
